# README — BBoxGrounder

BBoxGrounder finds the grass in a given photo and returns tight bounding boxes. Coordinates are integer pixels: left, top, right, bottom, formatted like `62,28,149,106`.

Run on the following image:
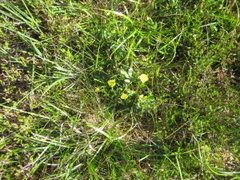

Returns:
0,0,240,179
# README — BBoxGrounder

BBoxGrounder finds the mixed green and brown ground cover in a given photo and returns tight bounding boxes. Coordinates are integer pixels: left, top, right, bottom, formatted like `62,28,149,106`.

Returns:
0,0,240,179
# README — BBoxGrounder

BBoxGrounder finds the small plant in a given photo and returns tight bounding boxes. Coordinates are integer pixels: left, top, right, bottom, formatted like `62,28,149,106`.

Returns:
137,93,155,112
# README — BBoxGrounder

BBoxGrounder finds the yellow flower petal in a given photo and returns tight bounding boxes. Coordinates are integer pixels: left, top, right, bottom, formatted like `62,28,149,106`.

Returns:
139,74,149,83
107,79,116,88
120,93,128,100
95,87,100,92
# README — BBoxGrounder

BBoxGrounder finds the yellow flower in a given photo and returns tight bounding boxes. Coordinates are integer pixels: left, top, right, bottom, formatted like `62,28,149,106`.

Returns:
95,87,100,92
120,93,128,100
139,74,149,83
107,79,116,88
